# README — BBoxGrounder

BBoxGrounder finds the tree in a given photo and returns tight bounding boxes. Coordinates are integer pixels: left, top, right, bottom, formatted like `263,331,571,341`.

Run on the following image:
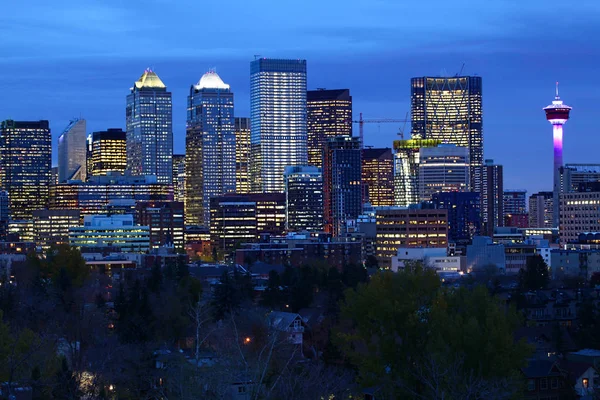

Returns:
335,269,531,399
261,270,284,309
519,255,550,291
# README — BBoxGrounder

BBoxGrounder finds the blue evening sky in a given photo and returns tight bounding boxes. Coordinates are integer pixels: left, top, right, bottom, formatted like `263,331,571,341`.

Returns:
1,0,599,195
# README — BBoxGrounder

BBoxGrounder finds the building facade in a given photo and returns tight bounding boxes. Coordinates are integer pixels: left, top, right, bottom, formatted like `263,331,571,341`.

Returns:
559,191,600,245
87,129,127,178
431,191,480,246
0,120,51,220
33,209,81,249
284,166,323,233
58,118,87,182
250,58,307,193
0,191,8,240
393,139,442,207
323,137,362,237
362,148,394,207
411,76,483,189
306,89,352,168
185,71,236,226
562,164,600,192
172,154,185,203
235,117,251,194
126,69,173,184
478,159,504,236
418,144,470,201
69,214,150,253
135,201,184,251
529,191,554,229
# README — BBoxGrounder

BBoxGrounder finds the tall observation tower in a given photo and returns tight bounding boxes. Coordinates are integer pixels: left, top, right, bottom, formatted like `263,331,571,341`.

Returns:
544,83,572,228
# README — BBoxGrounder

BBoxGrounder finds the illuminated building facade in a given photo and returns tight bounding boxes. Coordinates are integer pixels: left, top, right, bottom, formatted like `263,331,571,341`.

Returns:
135,201,184,250
503,189,527,227
307,89,352,168
529,191,554,228
69,214,150,253
411,76,483,189
126,69,173,184
561,164,600,193
58,118,87,182
418,144,469,201
0,191,8,240
544,85,571,228
0,120,51,220
393,139,441,207
87,129,127,177
323,137,362,237
33,209,81,248
559,191,600,245
250,58,307,193
186,71,235,226
172,154,185,202
284,166,323,233
478,159,504,236
431,191,480,246
235,117,251,194
375,206,448,268
362,148,394,207
50,173,173,217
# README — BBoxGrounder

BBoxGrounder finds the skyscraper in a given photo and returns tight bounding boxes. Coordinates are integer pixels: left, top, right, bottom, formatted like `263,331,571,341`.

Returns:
393,139,442,207
58,118,87,182
307,89,352,168
561,164,600,192
323,137,362,237
411,76,483,189
87,129,127,178
529,191,554,229
250,58,307,193
503,190,527,215
235,117,251,194
284,166,323,233
172,154,185,203
418,144,470,201
431,191,480,246
185,71,236,227
0,120,51,220
478,159,504,236
362,148,394,207
126,68,173,184
544,84,571,228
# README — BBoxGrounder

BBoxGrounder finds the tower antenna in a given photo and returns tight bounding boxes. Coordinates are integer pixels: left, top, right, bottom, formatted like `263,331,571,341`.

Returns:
555,81,559,98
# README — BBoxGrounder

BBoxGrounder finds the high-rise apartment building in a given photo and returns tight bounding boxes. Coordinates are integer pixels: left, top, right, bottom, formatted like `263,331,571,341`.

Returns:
126,69,173,184
87,129,127,178
418,144,470,201
559,190,600,245
284,166,323,233
478,159,504,236
307,89,352,168
323,137,362,237
185,71,236,227
250,58,307,192
529,191,554,229
362,148,394,207
235,117,251,194
135,201,184,250
172,154,185,203
393,139,442,207
58,119,87,182
411,76,483,189
431,191,480,246
0,120,51,220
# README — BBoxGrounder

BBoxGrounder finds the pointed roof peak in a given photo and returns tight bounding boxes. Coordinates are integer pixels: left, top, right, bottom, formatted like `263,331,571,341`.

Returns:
195,70,230,90
134,68,166,89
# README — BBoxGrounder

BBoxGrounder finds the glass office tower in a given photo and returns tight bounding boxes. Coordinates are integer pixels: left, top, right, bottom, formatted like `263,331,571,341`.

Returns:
58,118,87,182
126,69,173,184
284,166,323,233
186,71,236,227
87,129,127,178
250,58,307,193
0,120,51,220
235,117,251,194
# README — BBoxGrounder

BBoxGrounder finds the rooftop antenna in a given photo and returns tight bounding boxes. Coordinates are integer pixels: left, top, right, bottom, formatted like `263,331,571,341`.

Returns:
555,81,560,98
254,55,261,60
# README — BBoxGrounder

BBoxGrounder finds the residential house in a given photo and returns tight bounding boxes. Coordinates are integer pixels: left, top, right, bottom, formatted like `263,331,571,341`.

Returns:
267,312,305,346
521,359,568,400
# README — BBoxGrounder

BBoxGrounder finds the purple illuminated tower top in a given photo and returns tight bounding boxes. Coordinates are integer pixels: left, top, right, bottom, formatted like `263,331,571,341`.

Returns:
544,82,571,228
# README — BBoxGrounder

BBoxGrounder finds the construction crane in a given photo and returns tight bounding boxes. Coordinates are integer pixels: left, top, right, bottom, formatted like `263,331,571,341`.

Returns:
352,112,410,147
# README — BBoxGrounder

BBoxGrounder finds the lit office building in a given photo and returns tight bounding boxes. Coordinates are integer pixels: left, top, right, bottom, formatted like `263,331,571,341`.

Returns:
323,137,362,237
478,159,504,236
362,148,394,207
87,129,127,178
431,191,480,246
411,76,483,189
0,191,8,240
33,209,81,249
307,89,352,168
58,118,87,182
284,166,323,233
235,117,251,194
393,139,441,207
418,144,469,201
561,164,600,192
69,214,149,253
250,58,307,192
560,189,600,245
529,191,554,228
126,69,173,184
8,220,34,243
172,154,185,202
0,120,51,220
135,201,184,251
185,71,236,226
503,189,527,227
375,206,448,268
50,173,173,217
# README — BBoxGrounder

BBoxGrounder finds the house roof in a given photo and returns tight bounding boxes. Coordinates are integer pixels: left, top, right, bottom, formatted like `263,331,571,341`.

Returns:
560,360,595,380
268,311,302,330
250,261,285,275
521,359,563,378
514,326,578,351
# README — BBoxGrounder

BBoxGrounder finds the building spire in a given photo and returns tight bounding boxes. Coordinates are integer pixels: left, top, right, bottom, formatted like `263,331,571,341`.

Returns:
555,81,559,99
